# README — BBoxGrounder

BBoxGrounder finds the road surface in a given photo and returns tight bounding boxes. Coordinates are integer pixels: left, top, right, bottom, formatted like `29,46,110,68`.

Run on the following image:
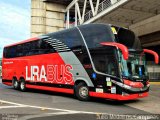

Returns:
0,79,159,120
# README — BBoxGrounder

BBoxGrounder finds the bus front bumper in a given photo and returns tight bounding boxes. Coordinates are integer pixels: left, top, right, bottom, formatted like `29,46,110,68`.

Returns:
89,92,148,101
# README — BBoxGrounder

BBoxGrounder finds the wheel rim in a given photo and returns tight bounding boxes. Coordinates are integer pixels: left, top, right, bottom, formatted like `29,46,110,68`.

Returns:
20,82,25,90
79,86,88,98
14,81,18,88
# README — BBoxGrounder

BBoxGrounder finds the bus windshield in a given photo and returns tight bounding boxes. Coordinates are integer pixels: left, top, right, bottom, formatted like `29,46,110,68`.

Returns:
90,47,119,77
119,51,147,79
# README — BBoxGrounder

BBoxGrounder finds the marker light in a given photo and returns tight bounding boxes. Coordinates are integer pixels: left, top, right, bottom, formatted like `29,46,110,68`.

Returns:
92,73,96,79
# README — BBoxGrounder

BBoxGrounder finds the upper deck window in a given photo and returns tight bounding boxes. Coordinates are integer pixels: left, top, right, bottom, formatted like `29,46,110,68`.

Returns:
48,28,84,51
79,24,115,49
3,39,56,58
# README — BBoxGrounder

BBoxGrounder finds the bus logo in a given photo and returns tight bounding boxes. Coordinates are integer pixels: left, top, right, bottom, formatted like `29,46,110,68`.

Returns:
26,65,73,84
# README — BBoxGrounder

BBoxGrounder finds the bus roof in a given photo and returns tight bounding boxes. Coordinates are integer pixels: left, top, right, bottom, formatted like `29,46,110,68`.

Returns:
4,23,141,50
4,37,39,48
3,24,118,48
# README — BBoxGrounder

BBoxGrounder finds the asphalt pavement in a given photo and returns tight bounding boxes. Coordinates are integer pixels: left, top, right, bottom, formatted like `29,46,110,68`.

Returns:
0,79,160,120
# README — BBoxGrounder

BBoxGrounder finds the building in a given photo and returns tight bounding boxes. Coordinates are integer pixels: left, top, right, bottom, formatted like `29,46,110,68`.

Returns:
31,0,160,80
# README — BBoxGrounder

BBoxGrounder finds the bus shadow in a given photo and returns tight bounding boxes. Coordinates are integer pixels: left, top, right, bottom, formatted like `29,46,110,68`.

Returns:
26,88,77,99
90,97,140,105
24,88,140,106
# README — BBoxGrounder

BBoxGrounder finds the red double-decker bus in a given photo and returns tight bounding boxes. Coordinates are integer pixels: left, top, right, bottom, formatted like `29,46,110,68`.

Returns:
2,24,159,101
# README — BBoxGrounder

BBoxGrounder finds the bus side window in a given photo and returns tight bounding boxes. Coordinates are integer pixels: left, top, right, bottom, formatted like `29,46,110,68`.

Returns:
30,41,39,55
23,42,31,56
3,48,6,58
53,28,83,51
40,39,56,54
16,45,23,57
10,46,17,58
3,46,17,58
25,40,40,56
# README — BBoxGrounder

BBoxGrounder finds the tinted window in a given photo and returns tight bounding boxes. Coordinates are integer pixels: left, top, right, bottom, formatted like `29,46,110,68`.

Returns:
16,44,23,57
3,46,17,58
39,39,55,54
47,28,83,51
22,40,40,56
3,39,56,58
79,24,115,49
90,47,119,77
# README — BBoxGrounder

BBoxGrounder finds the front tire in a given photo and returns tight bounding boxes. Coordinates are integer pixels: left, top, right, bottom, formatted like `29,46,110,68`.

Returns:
75,82,89,101
20,79,26,92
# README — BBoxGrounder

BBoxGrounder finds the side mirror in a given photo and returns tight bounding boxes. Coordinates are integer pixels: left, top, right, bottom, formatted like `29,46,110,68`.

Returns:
100,42,129,60
143,49,159,64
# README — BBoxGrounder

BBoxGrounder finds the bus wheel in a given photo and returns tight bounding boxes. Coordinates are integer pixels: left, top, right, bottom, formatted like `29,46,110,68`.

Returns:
20,79,26,92
12,78,19,90
75,82,89,101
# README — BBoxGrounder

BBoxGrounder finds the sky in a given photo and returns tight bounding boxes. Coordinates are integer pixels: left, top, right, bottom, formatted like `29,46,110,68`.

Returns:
0,0,31,56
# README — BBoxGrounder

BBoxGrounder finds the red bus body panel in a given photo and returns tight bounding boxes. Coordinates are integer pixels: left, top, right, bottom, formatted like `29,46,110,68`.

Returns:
2,53,74,85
